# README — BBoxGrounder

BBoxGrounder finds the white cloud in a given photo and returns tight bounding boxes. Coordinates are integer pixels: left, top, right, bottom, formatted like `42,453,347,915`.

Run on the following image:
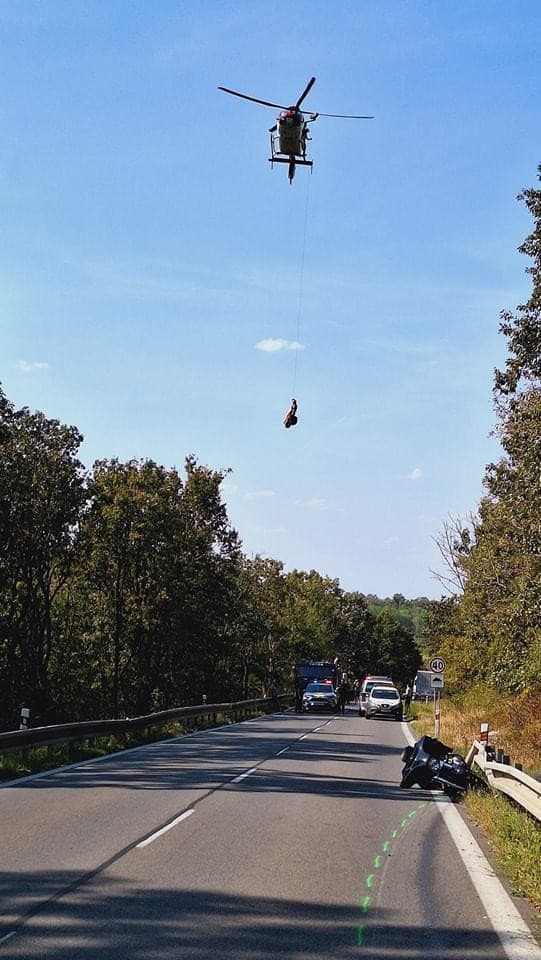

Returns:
383,536,399,546
402,468,423,481
301,497,329,511
244,489,276,501
220,482,239,496
255,338,305,353
16,360,49,374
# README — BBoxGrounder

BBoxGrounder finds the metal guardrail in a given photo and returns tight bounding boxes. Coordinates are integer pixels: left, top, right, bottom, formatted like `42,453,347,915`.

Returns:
0,694,293,756
466,739,541,822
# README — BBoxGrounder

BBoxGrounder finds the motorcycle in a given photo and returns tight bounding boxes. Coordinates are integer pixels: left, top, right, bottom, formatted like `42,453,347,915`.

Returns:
400,735,478,800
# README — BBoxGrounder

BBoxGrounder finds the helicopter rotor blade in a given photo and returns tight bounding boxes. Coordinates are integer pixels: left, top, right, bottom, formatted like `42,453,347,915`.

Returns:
218,87,287,111
310,112,374,119
295,76,316,109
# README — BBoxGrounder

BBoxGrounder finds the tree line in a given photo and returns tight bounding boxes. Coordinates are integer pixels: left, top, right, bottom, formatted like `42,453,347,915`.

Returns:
0,394,421,730
429,164,541,697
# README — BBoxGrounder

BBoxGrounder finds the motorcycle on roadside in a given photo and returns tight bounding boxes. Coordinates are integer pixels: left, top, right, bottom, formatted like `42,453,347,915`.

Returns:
400,735,486,800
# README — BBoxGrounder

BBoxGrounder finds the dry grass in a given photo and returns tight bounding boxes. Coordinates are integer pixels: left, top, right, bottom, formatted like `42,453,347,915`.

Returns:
410,686,541,775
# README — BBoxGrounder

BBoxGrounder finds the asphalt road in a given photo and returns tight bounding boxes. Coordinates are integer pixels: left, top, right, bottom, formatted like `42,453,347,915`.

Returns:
1,708,539,958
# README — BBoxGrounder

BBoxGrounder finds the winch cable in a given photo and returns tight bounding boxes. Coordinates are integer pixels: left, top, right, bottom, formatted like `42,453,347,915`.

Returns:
292,178,311,397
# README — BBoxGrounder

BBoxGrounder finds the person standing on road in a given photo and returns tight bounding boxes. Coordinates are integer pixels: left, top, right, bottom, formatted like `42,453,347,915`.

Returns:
404,684,412,715
337,680,348,715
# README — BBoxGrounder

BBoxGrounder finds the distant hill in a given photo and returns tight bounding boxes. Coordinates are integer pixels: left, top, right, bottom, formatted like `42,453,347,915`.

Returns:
364,594,431,644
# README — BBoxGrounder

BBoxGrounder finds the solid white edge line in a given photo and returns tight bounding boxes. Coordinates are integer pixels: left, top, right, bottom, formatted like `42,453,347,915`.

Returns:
404,725,540,959
136,808,194,848
276,747,290,756
436,799,541,960
231,767,257,784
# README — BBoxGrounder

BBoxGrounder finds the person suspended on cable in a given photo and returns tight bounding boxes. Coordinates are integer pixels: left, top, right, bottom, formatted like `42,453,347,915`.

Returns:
284,398,298,429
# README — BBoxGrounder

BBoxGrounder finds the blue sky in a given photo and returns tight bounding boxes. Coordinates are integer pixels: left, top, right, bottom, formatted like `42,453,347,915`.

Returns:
2,1,540,598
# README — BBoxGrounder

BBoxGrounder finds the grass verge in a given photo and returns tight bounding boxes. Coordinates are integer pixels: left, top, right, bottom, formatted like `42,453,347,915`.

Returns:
408,692,541,913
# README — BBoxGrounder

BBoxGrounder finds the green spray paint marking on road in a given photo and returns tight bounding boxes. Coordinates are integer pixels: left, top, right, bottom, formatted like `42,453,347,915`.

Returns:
357,801,427,952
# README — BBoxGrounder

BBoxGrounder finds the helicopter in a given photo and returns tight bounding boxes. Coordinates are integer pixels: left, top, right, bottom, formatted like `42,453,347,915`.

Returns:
218,76,373,183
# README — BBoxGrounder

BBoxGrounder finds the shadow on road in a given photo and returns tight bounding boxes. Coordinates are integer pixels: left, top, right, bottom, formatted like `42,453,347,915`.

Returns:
6,712,409,803
0,871,506,959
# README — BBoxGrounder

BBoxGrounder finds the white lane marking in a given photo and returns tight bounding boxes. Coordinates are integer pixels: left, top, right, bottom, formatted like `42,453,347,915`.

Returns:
403,726,540,958
436,799,541,960
136,809,194,849
276,747,290,756
0,932,16,945
231,767,257,784
299,734,308,740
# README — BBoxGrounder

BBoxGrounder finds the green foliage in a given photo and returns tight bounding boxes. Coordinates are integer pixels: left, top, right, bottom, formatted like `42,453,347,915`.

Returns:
467,790,541,909
366,594,430,644
1,385,428,728
0,388,86,726
430,166,541,697
369,609,422,687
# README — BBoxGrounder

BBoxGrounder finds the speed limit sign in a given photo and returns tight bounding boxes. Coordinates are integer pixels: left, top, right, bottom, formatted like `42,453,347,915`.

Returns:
429,656,446,673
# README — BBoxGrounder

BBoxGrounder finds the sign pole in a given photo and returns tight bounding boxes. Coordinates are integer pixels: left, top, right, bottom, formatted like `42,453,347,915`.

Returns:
428,658,446,738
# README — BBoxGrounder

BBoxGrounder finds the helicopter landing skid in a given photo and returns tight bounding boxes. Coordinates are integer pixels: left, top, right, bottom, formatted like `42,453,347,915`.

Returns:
268,157,313,167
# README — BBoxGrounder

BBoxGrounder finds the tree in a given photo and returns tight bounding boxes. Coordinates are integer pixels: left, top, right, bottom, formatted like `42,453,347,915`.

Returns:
283,570,344,663
431,513,475,595
457,166,541,692
0,389,86,726
494,165,541,401
335,591,375,678
369,609,422,687
70,456,242,718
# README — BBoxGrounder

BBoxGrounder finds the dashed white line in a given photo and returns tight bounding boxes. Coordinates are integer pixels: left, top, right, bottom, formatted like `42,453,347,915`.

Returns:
231,767,257,783
136,808,194,848
276,747,290,756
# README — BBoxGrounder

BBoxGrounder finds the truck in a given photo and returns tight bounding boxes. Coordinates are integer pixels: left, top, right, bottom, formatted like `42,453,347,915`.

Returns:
294,660,339,713
412,670,434,702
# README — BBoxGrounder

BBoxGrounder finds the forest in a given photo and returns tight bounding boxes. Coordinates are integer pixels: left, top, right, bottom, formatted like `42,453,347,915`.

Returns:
2,167,540,734
0,399,421,731
428,166,541,698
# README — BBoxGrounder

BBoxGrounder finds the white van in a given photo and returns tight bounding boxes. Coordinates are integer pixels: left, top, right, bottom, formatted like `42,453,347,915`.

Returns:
358,675,394,716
